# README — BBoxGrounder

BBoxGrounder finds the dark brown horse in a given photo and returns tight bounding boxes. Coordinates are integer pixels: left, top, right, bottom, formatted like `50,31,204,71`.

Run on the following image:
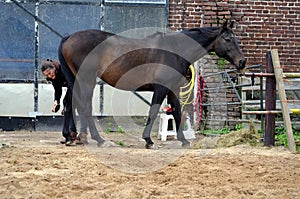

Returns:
58,21,246,148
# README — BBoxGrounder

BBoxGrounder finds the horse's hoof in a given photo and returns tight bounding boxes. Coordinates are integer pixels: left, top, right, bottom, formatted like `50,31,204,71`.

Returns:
145,143,156,149
78,132,88,144
65,141,76,146
70,131,78,141
74,139,86,145
144,137,155,149
145,144,153,149
98,141,119,148
97,141,105,147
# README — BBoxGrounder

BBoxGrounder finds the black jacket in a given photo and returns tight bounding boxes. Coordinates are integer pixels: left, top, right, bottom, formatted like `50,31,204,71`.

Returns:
47,67,68,102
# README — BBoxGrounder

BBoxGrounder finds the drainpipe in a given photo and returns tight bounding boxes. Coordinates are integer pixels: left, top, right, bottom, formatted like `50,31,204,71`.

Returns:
34,0,40,113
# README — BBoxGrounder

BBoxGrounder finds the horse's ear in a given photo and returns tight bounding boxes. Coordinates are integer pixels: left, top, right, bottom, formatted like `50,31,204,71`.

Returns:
229,21,234,29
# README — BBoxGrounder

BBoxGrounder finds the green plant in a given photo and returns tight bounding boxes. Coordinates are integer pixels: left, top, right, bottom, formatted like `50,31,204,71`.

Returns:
275,125,285,134
235,123,244,131
143,117,147,127
105,122,113,134
117,141,125,147
117,126,125,133
208,51,228,70
275,124,300,147
275,133,288,147
217,58,227,70
257,129,263,135
220,126,231,134
203,126,231,135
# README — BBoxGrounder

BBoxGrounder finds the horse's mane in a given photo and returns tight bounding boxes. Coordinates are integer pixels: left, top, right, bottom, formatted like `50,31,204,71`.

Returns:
183,26,220,35
142,27,221,47
179,26,221,44
144,27,220,41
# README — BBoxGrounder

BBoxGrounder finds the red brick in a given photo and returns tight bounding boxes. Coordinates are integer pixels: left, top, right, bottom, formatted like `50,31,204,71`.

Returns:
216,2,228,7
169,0,300,73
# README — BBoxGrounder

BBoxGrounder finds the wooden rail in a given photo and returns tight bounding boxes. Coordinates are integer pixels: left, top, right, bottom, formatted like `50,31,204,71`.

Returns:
243,110,281,114
271,49,296,153
241,50,297,153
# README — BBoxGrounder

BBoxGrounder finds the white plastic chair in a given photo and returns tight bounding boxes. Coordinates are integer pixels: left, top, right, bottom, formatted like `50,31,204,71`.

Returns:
158,113,177,141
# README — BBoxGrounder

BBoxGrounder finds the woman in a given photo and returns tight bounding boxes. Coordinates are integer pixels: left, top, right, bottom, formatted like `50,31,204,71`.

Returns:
41,59,82,146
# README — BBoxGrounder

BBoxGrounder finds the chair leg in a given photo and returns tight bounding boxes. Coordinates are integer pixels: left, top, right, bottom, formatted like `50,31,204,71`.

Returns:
161,134,167,141
172,119,177,139
158,113,178,141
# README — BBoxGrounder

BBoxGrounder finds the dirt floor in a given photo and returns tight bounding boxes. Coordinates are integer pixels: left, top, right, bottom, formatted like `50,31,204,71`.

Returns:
0,130,300,199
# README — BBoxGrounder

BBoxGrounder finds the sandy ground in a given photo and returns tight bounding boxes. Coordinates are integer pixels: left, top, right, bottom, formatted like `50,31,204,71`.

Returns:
0,130,300,199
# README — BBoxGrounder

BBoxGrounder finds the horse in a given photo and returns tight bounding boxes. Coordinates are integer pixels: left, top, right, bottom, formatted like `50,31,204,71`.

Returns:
58,21,246,149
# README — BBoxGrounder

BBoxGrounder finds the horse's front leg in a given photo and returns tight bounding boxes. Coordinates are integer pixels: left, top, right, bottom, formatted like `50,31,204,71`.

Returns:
167,92,190,147
143,86,168,149
75,79,105,146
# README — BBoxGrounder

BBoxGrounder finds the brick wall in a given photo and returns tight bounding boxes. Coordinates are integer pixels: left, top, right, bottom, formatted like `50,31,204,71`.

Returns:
169,0,300,72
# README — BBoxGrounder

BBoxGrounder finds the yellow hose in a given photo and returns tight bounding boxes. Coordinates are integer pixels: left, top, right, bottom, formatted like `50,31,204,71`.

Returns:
180,65,195,110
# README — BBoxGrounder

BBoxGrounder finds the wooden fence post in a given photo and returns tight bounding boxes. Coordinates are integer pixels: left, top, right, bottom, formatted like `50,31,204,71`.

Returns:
264,51,276,146
271,49,296,153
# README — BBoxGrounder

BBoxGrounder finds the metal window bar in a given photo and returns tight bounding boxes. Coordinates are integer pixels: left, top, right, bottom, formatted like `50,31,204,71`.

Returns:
4,0,156,115
200,64,263,130
200,72,225,131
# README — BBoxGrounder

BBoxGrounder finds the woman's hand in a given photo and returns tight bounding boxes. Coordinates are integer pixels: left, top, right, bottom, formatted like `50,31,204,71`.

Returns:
51,100,61,112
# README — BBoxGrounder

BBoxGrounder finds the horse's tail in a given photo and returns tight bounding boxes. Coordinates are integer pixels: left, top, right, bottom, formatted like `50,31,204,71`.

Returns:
58,35,75,87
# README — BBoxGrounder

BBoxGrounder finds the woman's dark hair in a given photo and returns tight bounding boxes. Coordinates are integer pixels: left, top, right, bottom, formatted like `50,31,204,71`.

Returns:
41,59,54,72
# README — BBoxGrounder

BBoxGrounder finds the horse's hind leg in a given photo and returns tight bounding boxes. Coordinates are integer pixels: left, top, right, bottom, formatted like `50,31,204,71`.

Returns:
167,92,190,147
143,86,169,149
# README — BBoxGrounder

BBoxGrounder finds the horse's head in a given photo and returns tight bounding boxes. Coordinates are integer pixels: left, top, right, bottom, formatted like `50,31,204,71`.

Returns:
213,21,246,71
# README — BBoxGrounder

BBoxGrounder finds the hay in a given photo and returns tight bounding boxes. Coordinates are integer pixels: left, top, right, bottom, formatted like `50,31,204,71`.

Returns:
217,120,260,147
193,120,260,149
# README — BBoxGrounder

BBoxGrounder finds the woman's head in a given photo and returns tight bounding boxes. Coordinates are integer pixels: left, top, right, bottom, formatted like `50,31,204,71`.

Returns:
41,59,57,79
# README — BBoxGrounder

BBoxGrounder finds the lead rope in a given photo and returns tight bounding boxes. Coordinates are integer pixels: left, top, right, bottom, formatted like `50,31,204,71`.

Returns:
194,72,206,130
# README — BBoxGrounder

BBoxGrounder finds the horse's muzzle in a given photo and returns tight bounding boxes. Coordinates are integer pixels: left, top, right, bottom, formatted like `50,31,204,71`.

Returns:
239,59,246,69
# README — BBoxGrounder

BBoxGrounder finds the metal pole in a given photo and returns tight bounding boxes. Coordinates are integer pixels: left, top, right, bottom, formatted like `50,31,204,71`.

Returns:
134,92,151,106
243,110,281,115
244,72,274,77
99,81,104,115
200,75,224,131
34,0,40,112
223,71,242,102
203,64,261,78
99,1,104,115
11,0,63,38
193,62,200,125
259,64,264,140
